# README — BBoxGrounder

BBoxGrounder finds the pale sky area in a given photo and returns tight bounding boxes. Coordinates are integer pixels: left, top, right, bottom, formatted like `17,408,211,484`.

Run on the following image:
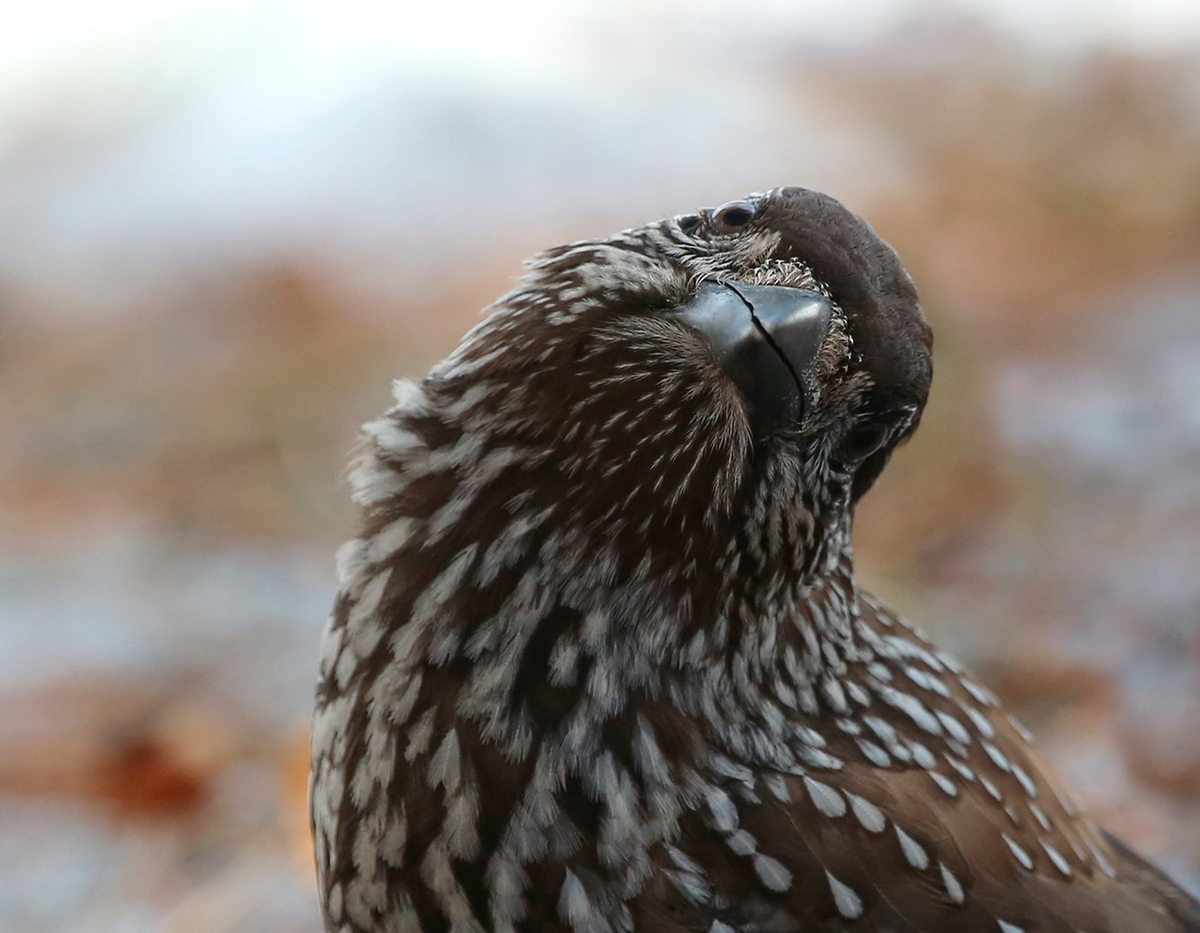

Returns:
2,0,1198,313
3,0,1200,116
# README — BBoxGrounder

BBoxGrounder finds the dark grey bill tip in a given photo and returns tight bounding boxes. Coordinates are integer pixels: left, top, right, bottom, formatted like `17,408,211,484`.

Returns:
670,281,833,436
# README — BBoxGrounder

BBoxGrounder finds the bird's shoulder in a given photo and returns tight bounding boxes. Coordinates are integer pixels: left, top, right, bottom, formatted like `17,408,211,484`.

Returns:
649,598,1198,932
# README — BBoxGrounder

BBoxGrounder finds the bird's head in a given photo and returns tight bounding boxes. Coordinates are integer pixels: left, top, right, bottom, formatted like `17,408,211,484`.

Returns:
357,187,930,616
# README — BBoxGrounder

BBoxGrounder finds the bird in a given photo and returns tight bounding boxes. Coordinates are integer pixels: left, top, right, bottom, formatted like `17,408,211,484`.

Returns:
309,187,1200,932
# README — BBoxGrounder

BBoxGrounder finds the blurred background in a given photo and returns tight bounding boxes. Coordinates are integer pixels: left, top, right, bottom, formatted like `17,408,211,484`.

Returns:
3,0,1199,929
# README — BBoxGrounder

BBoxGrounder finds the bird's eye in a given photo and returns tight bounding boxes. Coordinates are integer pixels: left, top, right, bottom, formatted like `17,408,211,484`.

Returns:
839,422,891,462
712,200,756,233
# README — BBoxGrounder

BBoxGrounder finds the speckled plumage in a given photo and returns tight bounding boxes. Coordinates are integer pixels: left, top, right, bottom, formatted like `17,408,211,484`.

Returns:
310,187,1200,932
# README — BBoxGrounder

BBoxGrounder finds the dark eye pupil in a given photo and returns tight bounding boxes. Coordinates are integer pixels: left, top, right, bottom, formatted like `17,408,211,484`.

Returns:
713,200,755,231
842,424,889,461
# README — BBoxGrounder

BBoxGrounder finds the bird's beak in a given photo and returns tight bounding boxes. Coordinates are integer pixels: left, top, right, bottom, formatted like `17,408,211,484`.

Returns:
671,281,833,435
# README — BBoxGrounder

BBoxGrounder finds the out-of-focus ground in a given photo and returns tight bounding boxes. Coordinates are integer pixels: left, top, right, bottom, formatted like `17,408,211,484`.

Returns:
3,4,1200,930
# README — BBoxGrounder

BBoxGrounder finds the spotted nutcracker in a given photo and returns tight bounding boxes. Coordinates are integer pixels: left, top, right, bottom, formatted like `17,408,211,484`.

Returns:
310,187,1200,932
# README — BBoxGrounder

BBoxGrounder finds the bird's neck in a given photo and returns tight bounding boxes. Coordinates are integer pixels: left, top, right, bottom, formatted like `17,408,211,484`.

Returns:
662,543,867,709
490,531,867,706
725,548,864,675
